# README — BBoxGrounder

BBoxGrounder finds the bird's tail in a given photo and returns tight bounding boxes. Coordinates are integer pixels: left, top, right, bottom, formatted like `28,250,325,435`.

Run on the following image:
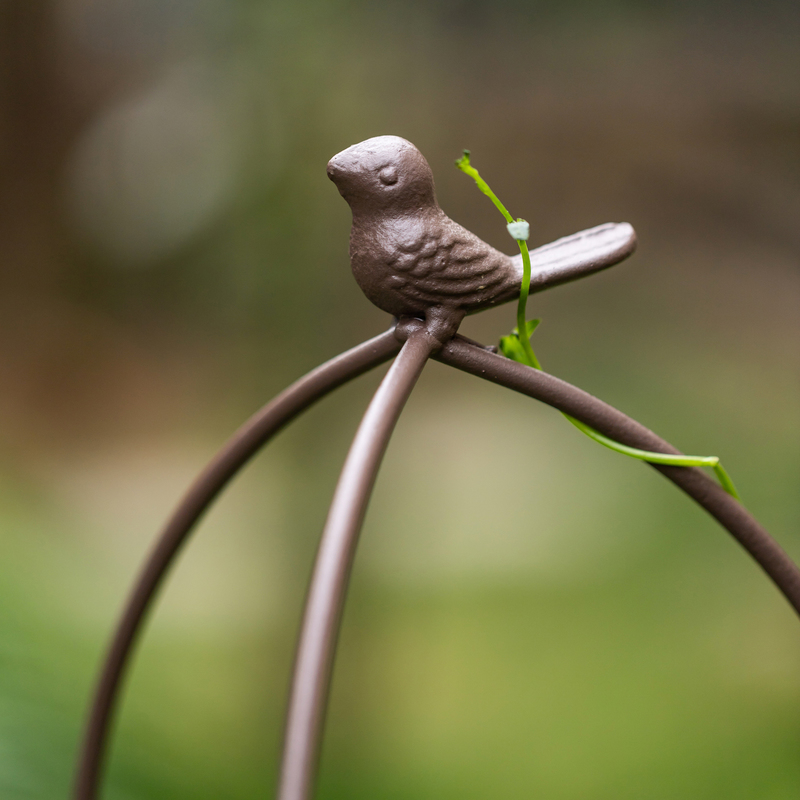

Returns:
511,222,636,293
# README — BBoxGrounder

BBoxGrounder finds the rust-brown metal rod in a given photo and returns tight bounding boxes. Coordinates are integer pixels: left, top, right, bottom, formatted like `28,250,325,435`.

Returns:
73,329,402,800
432,332,800,615
277,330,436,800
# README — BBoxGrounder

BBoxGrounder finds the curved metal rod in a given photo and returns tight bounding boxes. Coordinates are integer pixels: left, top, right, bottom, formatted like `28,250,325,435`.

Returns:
73,329,402,800
277,330,437,800
429,331,800,615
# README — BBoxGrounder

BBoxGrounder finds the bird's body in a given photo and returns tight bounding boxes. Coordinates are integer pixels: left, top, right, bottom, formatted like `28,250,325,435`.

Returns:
327,135,636,340
350,206,518,319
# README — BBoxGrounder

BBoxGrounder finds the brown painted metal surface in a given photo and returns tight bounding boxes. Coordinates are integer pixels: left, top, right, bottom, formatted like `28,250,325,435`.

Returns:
277,330,437,800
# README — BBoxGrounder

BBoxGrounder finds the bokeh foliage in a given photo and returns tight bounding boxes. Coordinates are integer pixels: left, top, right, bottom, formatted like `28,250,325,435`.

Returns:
0,0,798,797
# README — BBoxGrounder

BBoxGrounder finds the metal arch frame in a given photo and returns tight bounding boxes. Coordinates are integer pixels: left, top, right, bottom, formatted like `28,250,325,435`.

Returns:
73,320,800,800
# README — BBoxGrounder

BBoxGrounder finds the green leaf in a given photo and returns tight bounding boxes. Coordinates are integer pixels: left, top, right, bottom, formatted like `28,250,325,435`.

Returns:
499,333,528,364
499,320,541,366
523,318,541,338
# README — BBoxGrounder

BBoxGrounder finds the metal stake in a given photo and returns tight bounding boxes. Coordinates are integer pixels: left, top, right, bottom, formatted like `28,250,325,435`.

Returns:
277,330,437,800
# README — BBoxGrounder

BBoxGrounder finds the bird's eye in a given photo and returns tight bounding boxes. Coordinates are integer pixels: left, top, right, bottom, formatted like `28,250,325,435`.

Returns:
378,166,398,186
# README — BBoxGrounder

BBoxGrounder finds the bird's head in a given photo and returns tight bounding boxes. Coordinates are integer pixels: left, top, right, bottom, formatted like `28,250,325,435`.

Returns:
327,136,437,214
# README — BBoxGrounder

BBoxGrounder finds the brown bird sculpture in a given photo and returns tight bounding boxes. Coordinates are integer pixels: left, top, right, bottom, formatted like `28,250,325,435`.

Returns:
327,135,636,342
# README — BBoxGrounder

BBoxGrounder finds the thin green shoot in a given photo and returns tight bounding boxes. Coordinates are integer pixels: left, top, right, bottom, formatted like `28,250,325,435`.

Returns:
514,240,540,369
456,150,740,500
456,150,540,370
455,151,515,223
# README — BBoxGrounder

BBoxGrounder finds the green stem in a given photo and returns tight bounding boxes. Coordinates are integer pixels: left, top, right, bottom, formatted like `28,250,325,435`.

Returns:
456,151,514,224
457,151,542,370
516,241,541,370
566,415,740,499
713,463,740,499
565,415,717,466
456,148,741,500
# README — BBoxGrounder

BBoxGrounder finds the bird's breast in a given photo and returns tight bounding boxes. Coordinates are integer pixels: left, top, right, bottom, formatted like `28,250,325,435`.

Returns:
348,215,447,316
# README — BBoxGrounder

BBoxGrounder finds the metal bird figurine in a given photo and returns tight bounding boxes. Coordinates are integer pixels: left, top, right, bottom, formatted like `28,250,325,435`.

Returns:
327,135,637,341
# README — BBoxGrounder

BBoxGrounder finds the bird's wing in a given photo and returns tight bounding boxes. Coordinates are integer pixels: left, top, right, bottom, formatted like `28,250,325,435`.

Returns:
387,216,512,306
512,222,637,293
422,218,510,286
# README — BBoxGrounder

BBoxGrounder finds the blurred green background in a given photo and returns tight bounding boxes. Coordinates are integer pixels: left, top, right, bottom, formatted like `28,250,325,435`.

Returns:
1,0,799,797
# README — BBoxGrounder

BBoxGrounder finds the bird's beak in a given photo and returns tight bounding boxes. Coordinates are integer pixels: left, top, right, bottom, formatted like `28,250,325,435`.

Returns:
326,158,342,181
327,143,364,183
327,150,352,183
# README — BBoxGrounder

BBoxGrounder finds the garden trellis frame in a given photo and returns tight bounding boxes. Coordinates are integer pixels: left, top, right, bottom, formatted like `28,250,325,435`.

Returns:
73,136,800,800
73,318,800,800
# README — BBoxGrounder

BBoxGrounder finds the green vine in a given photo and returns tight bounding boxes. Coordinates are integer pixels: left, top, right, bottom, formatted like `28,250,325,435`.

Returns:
455,150,739,499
